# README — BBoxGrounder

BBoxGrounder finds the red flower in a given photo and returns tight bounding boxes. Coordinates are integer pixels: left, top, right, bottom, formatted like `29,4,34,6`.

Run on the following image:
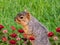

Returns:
18,29,24,33
2,37,7,42
56,27,60,32
10,33,17,38
11,26,16,30
48,32,54,37
0,24,4,30
23,33,27,38
29,36,35,40
9,40,16,44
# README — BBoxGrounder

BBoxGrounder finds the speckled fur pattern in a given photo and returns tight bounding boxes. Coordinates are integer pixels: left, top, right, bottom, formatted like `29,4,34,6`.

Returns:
15,11,51,45
28,15,51,45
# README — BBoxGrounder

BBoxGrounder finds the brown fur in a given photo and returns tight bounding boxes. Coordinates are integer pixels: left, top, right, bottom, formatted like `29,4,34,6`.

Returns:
15,12,32,38
14,11,51,45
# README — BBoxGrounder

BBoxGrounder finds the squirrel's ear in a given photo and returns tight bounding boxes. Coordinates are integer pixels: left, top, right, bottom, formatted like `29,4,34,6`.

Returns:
26,12,30,20
24,9,30,20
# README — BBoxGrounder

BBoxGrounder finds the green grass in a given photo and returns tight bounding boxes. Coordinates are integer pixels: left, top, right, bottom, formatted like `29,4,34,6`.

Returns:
0,0,60,45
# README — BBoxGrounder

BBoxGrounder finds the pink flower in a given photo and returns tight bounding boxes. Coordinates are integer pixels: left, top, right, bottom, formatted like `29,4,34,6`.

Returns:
11,26,16,31
3,30,8,33
53,36,59,41
2,37,7,42
24,41,27,44
16,37,21,40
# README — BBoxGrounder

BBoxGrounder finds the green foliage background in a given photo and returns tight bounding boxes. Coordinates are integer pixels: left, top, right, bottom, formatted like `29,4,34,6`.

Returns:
0,0,60,45
0,0,60,35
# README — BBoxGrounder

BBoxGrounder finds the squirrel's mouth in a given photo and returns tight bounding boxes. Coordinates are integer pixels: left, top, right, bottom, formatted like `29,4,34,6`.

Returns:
14,16,21,23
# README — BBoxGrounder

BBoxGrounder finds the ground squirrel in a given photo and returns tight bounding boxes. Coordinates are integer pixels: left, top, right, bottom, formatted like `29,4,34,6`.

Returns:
14,10,51,45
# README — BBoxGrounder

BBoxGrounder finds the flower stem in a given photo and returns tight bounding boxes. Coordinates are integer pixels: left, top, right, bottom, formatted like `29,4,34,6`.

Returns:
18,41,20,45
5,34,8,45
55,41,58,45
18,33,20,45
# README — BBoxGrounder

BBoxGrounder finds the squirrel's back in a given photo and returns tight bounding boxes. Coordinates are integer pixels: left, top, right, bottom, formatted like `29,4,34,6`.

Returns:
28,15,51,45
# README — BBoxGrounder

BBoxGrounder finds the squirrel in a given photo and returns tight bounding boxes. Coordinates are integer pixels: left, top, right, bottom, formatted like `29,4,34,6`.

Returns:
14,10,51,45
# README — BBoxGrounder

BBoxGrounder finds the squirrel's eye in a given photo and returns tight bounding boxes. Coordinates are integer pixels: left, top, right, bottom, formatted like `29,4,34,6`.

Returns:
20,17,23,19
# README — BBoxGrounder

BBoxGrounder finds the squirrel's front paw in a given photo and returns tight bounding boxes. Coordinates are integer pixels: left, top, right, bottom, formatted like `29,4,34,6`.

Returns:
23,33,35,39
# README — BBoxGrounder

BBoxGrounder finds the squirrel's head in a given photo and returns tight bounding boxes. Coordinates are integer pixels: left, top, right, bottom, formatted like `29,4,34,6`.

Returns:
14,11,30,26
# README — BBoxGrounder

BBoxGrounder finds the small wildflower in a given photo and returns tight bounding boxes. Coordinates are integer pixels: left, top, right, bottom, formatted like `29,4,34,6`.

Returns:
56,27,60,32
18,29,24,33
23,33,27,38
53,36,59,41
0,24,4,30
11,26,16,30
10,33,17,38
2,37,7,42
47,32,54,37
24,41,27,44
29,36,35,40
3,30,8,33
16,37,21,40
9,40,16,44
